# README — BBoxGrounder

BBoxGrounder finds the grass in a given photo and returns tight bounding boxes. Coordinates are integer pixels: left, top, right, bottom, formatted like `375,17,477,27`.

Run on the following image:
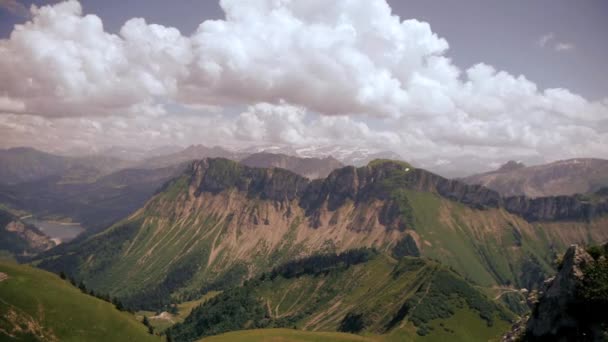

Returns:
382,308,508,342
367,159,413,170
170,254,513,341
0,260,160,342
199,328,374,342
137,291,222,332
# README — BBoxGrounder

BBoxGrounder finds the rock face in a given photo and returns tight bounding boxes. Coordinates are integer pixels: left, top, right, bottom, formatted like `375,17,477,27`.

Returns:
519,244,608,341
190,158,309,201
526,245,594,338
191,158,608,223
503,194,608,221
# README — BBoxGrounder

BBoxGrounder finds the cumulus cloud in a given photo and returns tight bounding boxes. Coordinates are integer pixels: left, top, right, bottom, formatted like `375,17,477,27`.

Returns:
0,1,191,116
0,0,607,173
234,102,399,148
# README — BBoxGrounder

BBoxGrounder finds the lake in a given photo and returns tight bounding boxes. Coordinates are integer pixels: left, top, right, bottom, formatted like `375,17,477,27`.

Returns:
23,218,84,243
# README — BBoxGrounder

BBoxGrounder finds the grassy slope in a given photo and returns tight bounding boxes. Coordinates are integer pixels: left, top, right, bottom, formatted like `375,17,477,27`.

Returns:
257,255,512,337
170,255,512,341
137,291,222,332
0,261,159,342
404,190,555,287
199,329,373,342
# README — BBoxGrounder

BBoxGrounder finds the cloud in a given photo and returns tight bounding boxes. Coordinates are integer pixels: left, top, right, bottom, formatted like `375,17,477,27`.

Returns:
538,33,554,48
554,42,574,51
0,1,192,117
0,0,606,173
537,32,574,52
0,0,29,18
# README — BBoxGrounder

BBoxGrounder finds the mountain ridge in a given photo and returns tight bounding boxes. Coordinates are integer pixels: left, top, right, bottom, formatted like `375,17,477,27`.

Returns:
36,158,608,313
462,158,608,198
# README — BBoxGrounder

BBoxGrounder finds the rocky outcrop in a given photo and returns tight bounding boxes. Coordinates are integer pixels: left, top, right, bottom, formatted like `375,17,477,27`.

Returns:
498,160,526,172
526,245,594,338
507,244,608,341
190,158,310,202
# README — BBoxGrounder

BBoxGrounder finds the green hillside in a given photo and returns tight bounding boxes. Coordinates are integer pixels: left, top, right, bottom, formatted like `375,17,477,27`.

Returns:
0,260,160,342
168,253,513,342
199,329,373,342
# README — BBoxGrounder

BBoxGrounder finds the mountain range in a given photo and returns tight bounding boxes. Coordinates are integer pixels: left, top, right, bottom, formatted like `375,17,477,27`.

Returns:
34,159,607,333
462,158,608,197
1,146,607,341
0,147,346,234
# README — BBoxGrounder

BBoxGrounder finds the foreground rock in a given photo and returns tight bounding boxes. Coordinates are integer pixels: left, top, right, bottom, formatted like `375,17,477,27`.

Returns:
504,243,608,341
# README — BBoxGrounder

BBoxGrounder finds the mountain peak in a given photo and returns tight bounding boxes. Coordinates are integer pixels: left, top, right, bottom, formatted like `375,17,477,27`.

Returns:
497,160,526,172
367,159,413,170
191,158,309,201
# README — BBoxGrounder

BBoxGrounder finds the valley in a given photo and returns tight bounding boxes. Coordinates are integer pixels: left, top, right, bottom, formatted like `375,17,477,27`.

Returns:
22,217,84,243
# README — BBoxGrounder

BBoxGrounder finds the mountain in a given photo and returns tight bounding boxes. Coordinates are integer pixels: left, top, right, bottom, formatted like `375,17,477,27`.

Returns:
0,260,159,341
168,251,514,341
0,147,67,185
462,158,608,197
0,164,186,233
0,147,130,185
138,145,244,169
0,207,55,259
239,144,404,167
100,145,183,162
293,145,404,167
36,159,608,314
504,243,608,341
240,152,343,179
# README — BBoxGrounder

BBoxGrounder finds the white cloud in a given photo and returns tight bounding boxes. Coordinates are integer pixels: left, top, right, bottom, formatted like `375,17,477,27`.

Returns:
0,1,192,117
538,32,574,52
0,0,606,173
538,33,554,48
554,42,574,51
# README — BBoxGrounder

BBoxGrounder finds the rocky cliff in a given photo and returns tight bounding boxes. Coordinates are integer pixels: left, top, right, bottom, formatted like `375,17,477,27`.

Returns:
187,158,608,226
504,244,608,341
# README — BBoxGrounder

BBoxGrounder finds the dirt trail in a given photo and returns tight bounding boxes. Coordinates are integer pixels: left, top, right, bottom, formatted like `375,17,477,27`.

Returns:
494,289,520,300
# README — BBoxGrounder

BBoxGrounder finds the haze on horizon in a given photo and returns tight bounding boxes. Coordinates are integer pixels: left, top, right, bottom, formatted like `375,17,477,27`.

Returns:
0,0,607,175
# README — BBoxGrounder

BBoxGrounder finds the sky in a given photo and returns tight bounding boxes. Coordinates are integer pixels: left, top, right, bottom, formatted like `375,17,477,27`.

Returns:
0,0,607,174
